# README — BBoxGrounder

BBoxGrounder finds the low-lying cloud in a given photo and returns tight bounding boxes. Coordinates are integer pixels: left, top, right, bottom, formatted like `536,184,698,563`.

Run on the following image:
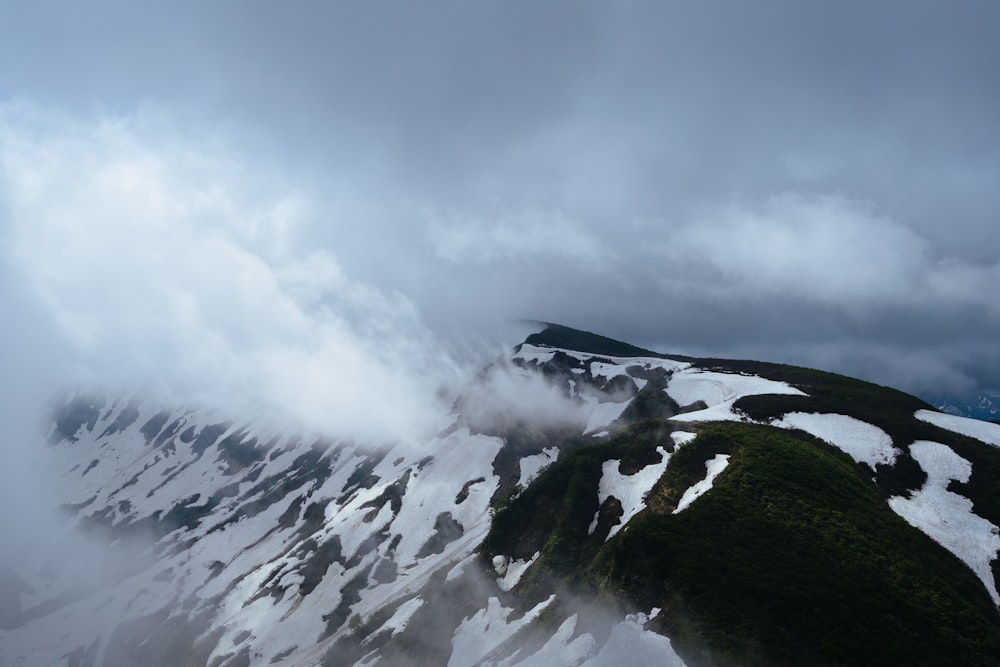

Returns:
0,104,464,445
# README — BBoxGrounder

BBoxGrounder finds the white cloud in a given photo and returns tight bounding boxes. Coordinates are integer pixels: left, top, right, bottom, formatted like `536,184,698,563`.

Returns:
457,360,587,434
428,208,612,266
657,193,1000,312
0,104,461,444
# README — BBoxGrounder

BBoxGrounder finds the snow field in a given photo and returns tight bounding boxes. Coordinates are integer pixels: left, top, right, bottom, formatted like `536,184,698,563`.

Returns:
448,595,556,667
518,447,558,486
770,412,898,468
915,409,1000,447
490,608,687,667
374,597,425,638
670,431,697,446
581,394,632,434
26,397,517,667
888,441,1000,607
666,369,806,423
514,344,689,375
592,446,671,540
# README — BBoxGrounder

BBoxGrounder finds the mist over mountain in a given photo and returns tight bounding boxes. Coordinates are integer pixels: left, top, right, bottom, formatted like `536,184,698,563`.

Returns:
1,4,999,666
3,323,1000,667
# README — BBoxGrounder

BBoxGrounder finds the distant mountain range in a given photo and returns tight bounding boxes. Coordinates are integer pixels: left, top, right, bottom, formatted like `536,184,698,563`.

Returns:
927,393,1000,423
3,323,1000,667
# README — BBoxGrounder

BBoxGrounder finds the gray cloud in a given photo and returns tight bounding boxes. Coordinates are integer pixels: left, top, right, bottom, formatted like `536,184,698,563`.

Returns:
1,0,999,415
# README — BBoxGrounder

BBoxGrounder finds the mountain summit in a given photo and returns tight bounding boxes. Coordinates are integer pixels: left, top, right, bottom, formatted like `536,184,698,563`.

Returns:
3,324,1000,667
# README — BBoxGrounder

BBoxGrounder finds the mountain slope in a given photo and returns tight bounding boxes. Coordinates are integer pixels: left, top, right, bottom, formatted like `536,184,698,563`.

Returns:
3,324,1000,667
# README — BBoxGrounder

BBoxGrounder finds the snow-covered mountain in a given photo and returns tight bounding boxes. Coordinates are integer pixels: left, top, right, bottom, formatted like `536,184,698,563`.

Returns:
3,324,1000,666
931,394,1000,422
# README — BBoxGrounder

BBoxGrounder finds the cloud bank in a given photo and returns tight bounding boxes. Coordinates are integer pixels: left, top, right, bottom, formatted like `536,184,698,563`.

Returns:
1,1,999,414
0,105,464,445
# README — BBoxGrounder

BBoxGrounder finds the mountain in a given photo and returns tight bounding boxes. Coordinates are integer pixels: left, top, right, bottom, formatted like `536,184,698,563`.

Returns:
929,393,1000,423
3,323,1000,667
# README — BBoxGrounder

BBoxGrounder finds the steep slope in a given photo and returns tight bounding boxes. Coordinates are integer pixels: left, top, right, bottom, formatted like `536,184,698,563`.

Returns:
3,323,1000,667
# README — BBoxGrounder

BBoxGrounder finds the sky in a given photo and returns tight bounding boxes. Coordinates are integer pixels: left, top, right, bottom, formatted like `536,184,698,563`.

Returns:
1,0,999,452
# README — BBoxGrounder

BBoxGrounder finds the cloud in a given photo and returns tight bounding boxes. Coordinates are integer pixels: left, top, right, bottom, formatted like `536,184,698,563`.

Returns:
457,360,587,435
428,209,612,266
1,1,999,405
0,104,461,444
656,193,1000,314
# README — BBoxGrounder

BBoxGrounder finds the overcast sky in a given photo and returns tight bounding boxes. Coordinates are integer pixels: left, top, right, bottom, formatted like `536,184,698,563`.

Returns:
1,0,999,441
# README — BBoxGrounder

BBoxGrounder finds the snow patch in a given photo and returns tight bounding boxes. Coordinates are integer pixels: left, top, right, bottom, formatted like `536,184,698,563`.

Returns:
512,346,557,365
493,553,540,592
667,369,805,409
674,454,730,514
377,597,425,638
596,446,671,540
513,345,689,375
772,412,898,468
590,362,629,382
581,395,631,434
889,441,1000,606
494,608,686,667
518,448,558,486
915,409,1000,447
446,554,475,583
448,595,555,667
670,431,697,446
496,613,595,667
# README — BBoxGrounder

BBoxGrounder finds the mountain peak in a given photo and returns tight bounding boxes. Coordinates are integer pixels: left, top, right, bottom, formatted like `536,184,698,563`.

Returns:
522,321,668,359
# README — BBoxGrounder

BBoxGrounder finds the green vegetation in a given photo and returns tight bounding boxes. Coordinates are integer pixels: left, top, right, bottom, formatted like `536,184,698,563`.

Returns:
524,322,670,359
484,419,1000,667
482,420,677,597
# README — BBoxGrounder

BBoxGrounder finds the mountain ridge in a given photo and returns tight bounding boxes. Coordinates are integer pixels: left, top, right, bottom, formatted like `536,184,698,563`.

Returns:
3,323,1000,667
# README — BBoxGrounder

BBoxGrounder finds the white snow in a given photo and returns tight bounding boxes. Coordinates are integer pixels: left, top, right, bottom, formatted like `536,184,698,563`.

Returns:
581,395,631,434
595,446,671,540
582,610,686,667
448,595,555,667
495,613,595,667
493,552,540,592
669,401,748,423
590,361,629,382
772,412,898,468
888,441,1000,606
673,454,730,514
446,554,476,583
377,597,425,637
915,409,1000,447
513,344,689,374
670,431,697,446
667,369,806,409
518,448,558,486
667,369,806,423
9,396,523,667
494,609,686,667
512,346,558,365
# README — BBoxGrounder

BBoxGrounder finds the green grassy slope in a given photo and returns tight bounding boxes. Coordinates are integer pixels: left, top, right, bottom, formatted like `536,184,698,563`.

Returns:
483,420,1000,667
